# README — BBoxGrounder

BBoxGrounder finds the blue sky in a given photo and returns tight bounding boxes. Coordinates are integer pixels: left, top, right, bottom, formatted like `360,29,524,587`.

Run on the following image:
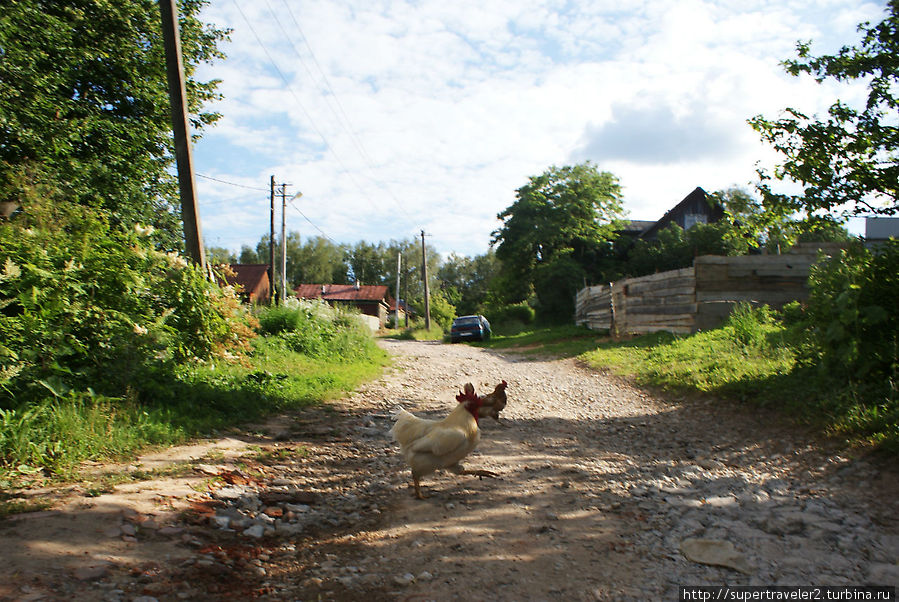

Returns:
191,0,886,258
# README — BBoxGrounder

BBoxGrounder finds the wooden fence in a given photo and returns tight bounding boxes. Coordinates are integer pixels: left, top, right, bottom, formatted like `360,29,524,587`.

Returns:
575,244,840,335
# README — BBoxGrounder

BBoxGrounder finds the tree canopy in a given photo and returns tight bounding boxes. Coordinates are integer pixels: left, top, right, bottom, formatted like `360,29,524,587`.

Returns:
0,0,229,248
491,162,624,315
750,1,899,224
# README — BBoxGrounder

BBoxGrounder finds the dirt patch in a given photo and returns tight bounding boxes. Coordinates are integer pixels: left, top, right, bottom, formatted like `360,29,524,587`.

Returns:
1,339,897,600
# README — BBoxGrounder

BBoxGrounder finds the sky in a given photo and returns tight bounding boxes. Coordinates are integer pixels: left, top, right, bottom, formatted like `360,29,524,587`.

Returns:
191,0,887,259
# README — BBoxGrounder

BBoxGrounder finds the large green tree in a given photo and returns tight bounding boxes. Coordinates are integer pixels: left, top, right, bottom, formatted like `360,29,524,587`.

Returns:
492,162,624,315
749,1,899,226
0,0,228,247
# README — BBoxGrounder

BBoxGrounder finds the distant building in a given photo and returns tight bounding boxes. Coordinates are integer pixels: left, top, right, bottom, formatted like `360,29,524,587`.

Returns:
294,283,391,327
865,217,899,250
638,187,725,240
222,264,271,304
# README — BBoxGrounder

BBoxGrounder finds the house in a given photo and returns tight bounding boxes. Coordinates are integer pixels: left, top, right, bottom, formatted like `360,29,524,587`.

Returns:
222,264,271,304
616,219,656,238
294,283,391,327
865,217,899,250
638,187,725,240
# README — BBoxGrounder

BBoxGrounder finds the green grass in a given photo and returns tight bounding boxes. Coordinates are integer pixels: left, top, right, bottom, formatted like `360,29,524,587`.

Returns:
581,326,795,398
0,336,390,486
385,324,446,341
476,324,609,357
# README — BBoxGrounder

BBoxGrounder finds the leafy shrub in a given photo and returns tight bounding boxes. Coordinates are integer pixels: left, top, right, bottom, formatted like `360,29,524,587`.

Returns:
0,199,255,405
804,241,898,381
256,305,304,335
257,299,380,362
488,302,536,325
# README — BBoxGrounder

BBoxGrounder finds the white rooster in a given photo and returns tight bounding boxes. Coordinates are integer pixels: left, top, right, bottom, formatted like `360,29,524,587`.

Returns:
390,383,499,499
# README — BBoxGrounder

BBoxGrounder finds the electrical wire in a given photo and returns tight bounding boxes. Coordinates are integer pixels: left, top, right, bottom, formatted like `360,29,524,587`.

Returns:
231,0,419,232
196,172,269,192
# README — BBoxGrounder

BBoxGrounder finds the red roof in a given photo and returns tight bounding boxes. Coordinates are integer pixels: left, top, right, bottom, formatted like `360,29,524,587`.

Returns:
223,264,270,299
294,284,389,303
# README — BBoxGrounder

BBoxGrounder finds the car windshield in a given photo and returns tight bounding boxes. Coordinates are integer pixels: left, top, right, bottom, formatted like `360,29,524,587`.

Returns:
454,317,480,326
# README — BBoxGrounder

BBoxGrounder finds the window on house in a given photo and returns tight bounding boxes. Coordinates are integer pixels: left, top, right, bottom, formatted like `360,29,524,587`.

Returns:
684,213,707,230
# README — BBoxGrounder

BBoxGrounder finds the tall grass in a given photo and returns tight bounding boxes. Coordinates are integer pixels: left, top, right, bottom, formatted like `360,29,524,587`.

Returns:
580,303,897,451
1,301,389,484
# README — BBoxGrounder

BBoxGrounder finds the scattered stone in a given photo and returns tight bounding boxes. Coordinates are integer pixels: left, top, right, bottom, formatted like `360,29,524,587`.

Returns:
73,564,109,581
680,538,753,575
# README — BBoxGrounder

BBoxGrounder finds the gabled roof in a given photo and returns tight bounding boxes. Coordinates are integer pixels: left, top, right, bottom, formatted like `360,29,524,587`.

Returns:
294,283,389,303
640,186,723,240
224,264,270,293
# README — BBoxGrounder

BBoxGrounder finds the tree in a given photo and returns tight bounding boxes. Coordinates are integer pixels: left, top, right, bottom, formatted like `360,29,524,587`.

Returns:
492,162,624,312
749,2,899,227
348,241,387,286
0,0,229,248
206,246,236,265
438,251,500,316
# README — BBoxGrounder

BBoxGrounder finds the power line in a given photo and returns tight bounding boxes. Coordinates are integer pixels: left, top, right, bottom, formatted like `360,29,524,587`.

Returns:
231,1,419,231
196,172,269,192
277,0,419,227
288,199,336,244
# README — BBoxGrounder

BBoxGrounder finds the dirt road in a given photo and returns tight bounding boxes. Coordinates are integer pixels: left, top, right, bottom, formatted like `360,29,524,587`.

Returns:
2,339,897,600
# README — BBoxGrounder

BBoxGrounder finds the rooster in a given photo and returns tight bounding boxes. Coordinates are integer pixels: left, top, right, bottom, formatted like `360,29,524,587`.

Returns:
477,380,508,421
390,384,499,499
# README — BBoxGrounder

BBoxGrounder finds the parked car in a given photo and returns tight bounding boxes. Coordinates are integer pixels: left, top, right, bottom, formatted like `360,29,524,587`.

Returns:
450,315,491,343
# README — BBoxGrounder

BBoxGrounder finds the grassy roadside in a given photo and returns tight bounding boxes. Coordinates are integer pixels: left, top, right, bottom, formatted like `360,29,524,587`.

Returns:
477,314,896,452
0,336,389,490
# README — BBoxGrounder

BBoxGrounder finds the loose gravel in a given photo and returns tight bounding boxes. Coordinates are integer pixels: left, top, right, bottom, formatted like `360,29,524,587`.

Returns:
2,339,896,601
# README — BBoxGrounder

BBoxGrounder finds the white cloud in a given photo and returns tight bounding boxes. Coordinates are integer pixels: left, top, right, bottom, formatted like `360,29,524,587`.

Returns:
193,0,887,258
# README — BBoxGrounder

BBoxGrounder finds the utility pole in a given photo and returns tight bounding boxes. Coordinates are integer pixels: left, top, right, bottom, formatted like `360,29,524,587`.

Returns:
395,252,402,328
269,175,276,305
159,0,205,268
278,183,291,303
420,230,431,331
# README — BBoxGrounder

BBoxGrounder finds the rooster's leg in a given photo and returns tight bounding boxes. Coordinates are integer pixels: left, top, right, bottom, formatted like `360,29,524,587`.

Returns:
413,474,427,499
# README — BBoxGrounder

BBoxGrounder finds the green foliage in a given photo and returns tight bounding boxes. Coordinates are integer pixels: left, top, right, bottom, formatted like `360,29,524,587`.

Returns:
533,251,587,321
726,303,775,349
750,2,899,221
0,0,229,245
437,251,500,316
423,289,456,331
802,241,899,382
256,299,382,363
0,390,182,478
0,200,254,405
487,302,536,326
492,162,624,312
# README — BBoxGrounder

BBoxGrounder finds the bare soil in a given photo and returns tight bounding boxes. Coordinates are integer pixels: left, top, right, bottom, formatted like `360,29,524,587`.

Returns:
1,339,897,601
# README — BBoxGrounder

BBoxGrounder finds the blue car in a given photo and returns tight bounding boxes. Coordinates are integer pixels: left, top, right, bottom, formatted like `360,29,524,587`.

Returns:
450,315,491,343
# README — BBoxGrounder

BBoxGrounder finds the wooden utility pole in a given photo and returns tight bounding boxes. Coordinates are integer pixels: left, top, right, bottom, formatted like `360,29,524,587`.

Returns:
159,0,205,268
420,230,431,330
395,252,402,328
269,175,276,305
279,184,289,303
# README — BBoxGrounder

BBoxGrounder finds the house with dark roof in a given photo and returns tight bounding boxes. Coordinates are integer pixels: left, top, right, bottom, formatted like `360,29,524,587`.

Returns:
294,283,391,326
222,264,271,304
638,187,724,240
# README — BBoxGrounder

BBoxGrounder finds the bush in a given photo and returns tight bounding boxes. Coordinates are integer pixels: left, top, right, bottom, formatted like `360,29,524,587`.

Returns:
257,299,381,362
804,241,899,381
0,200,255,405
488,302,536,325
